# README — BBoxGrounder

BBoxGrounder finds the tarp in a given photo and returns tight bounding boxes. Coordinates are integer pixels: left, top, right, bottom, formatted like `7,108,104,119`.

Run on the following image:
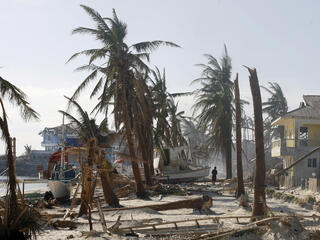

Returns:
49,148,69,163
114,158,124,164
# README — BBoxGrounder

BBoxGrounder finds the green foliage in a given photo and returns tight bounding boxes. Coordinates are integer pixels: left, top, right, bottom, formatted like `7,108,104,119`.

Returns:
150,67,188,148
262,82,288,122
192,46,233,168
59,96,113,145
0,76,39,121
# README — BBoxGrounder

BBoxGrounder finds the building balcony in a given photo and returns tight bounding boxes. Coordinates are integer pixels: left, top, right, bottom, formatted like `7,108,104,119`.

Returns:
41,142,59,147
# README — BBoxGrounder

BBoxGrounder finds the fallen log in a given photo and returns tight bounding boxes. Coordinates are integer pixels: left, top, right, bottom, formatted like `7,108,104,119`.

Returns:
101,195,212,212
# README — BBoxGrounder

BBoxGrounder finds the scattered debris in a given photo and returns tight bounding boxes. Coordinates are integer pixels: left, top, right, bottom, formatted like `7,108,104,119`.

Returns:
50,220,77,230
150,183,188,196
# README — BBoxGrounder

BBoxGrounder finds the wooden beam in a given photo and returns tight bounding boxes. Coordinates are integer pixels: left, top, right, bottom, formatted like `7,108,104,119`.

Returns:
276,146,320,176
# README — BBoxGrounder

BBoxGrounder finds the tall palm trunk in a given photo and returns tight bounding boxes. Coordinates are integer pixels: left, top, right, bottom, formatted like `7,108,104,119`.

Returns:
122,89,147,198
138,127,152,186
234,74,245,197
248,67,266,217
132,102,152,186
225,130,232,179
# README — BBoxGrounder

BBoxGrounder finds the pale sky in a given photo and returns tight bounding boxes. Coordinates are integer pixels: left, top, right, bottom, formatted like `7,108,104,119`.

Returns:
0,0,319,154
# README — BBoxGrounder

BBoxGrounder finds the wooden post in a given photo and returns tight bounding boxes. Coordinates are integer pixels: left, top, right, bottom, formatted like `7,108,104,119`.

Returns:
234,74,245,198
247,67,267,217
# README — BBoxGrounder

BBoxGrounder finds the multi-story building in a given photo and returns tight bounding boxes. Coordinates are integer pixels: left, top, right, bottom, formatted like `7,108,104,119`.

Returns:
272,95,320,187
39,123,78,151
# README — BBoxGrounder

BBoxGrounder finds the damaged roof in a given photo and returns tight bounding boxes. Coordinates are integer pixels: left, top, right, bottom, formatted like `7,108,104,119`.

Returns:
274,95,320,121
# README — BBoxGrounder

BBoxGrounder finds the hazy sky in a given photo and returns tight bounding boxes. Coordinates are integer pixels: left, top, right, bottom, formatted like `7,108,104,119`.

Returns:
1,0,320,154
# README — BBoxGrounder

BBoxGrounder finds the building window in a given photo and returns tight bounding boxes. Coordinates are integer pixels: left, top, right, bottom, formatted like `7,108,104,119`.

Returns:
308,158,317,168
299,127,308,146
308,158,312,167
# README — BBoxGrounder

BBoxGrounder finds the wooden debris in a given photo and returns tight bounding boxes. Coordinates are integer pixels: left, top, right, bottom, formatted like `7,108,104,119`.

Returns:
81,230,100,238
96,198,108,233
51,220,77,230
115,184,133,198
107,215,121,233
101,195,212,212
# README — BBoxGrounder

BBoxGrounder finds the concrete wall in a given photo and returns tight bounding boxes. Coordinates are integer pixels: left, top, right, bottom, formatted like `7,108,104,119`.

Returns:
286,148,320,186
308,178,320,192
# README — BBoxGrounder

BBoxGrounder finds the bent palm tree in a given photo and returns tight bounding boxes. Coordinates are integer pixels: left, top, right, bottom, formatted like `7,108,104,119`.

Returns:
68,5,179,197
0,76,39,238
193,47,234,179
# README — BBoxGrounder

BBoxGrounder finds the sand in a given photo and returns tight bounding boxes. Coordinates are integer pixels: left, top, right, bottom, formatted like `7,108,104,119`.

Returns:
35,182,320,240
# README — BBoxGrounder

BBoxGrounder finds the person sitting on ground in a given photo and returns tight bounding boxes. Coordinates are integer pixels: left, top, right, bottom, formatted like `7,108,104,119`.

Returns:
211,167,217,185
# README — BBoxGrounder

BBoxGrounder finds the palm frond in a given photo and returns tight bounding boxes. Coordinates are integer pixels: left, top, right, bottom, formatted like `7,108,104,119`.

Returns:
131,41,180,53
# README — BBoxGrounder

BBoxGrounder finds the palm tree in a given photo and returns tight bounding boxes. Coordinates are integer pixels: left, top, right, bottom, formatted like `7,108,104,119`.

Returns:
182,118,210,165
59,97,114,145
262,82,288,122
0,76,39,238
192,47,234,179
262,82,288,149
59,97,120,209
167,97,187,147
150,67,190,149
24,144,32,158
68,5,179,197
150,67,172,147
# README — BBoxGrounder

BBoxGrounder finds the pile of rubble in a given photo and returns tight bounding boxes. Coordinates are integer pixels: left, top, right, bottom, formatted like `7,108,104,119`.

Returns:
150,183,188,196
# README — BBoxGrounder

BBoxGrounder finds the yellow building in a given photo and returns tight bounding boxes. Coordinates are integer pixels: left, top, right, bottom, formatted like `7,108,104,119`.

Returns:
272,95,320,187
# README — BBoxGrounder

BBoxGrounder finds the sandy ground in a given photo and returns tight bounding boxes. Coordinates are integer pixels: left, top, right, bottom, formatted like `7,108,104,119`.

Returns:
35,182,320,240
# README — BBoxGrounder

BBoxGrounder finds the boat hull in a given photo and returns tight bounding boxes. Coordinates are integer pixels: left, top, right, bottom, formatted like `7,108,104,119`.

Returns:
155,167,210,184
48,180,73,201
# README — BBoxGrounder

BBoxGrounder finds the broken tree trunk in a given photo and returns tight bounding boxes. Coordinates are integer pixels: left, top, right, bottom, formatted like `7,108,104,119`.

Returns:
247,67,267,217
102,195,212,212
234,74,245,198
79,138,95,216
97,150,120,208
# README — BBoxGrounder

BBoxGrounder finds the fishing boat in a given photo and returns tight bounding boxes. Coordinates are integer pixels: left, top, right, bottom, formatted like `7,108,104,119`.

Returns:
154,146,210,183
48,163,77,200
48,114,77,201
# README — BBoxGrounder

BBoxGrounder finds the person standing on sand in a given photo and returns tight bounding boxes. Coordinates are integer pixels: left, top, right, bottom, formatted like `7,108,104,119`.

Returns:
211,167,217,185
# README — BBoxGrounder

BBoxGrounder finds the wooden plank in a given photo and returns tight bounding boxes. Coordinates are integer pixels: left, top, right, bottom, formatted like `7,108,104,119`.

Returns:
96,198,108,232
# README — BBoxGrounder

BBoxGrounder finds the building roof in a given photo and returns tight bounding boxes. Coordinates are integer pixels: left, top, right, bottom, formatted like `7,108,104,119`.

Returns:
303,95,320,108
39,123,78,136
275,95,320,121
